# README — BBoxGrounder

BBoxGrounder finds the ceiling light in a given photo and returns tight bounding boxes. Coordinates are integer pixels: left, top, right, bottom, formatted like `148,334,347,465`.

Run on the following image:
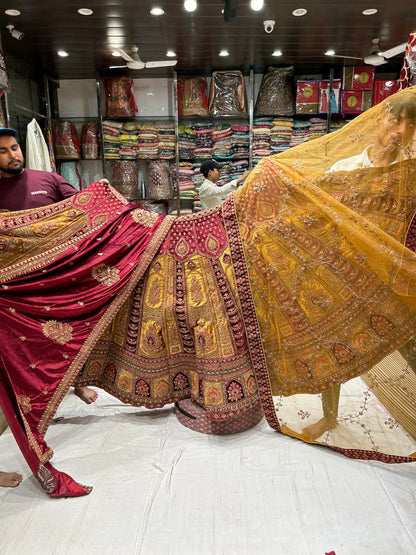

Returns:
362,8,378,16
77,8,93,16
272,50,282,57
166,50,176,57
57,50,69,57
5,9,21,16
219,49,229,57
150,7,165,16
184,0,197,13
250,0,264,11
325,49,335,56
292,8,307,17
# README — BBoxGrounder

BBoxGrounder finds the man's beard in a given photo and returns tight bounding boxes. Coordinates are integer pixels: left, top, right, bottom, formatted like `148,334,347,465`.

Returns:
0,159,24,175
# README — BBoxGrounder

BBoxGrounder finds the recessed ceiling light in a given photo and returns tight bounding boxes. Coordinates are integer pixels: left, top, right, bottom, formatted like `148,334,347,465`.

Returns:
325,49,335,56
77,8,93,16
57,50,69,57
5,9,21,16
250,0,264,11
219,49,229,57
292,8,307,17
166,50,176,57
362,8,378,16
272,50,283,57
184,0,197,12
150,7,165,16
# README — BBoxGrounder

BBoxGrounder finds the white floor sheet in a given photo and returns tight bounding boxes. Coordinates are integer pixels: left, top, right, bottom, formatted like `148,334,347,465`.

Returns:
0,387,415,555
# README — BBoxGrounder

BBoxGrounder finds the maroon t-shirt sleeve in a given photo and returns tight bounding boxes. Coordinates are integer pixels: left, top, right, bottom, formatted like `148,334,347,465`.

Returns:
52,173,79,200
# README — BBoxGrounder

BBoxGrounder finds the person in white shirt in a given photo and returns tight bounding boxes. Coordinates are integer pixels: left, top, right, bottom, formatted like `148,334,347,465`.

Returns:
304,94,416,442
198,159,250,210
328,95,416,173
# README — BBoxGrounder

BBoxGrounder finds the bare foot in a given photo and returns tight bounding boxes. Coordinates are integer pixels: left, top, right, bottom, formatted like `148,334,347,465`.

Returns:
303,416,337,440
0,471,23,488
74,386,98,404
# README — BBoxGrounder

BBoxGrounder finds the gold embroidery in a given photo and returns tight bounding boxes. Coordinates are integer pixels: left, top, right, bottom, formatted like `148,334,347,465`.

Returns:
131,209,158,227
17,395,32,413
41,320,73,345
92,263,120,286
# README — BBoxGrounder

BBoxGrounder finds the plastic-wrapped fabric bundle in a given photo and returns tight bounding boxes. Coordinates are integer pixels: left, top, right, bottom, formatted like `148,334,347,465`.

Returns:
81,121,100,159
58,161,83,191
255,66,295,116
102,76,138,117
112,160,138,199
148,160,173,200
208,70,247,115
178,77,209,116
52,120,81,160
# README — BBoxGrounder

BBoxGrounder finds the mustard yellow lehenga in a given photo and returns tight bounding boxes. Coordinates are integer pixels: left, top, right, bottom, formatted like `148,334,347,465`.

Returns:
1,87,416,497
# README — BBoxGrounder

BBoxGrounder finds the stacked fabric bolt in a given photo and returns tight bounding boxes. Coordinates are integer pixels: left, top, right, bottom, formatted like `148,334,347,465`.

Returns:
103,120,122,159
119,122,140,159
252,117,273,165
175,162,196,200
193,123,213,159
178,125,196,160
137,124,159,159
270,118,294,154
191,163,203,212
216,161,232,187
230,124,250,160
290,120,311,147
157,123,176,159
309,117,328,141
212,125,233,159
229,158,249,181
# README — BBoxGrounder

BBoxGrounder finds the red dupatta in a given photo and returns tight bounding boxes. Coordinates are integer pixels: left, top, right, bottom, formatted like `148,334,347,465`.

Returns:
0,182,173,497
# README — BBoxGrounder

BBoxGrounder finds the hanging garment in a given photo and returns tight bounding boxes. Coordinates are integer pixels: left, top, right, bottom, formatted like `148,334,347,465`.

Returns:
26,118,52,172
1,87,416,498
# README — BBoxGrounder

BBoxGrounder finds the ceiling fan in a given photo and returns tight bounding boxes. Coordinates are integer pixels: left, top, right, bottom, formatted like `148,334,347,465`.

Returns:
328,38,407,66
109,45,177,70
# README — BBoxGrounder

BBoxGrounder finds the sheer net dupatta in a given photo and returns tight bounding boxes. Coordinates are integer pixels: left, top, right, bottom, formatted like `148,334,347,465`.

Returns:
234,86,416,461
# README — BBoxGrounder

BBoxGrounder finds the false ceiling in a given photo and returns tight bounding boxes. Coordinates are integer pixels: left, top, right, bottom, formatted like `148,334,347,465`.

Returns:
0,1,415,79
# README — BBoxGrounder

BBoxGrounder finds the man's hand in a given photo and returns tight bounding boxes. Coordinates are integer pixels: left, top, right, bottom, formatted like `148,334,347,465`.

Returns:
236,170,250,185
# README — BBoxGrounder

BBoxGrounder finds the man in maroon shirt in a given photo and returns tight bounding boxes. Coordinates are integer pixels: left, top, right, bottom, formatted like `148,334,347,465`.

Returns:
0,127,99,404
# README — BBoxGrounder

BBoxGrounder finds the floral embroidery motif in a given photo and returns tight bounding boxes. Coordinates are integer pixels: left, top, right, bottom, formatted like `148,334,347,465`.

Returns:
246,375,258,396
369,314,396,337
332,343,356,364
117,370,133,393
205,385,223,405
173,372,190,391
17,395,32,413
92,263,120,286
131,209,158,227
154,379,169,398
194,319,215,354
135,378,151,397
41,320,73,345
141,321,165,354
226,380,244,402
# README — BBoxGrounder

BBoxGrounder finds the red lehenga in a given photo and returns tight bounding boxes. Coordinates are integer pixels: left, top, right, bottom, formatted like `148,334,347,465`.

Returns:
2,87,416,497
